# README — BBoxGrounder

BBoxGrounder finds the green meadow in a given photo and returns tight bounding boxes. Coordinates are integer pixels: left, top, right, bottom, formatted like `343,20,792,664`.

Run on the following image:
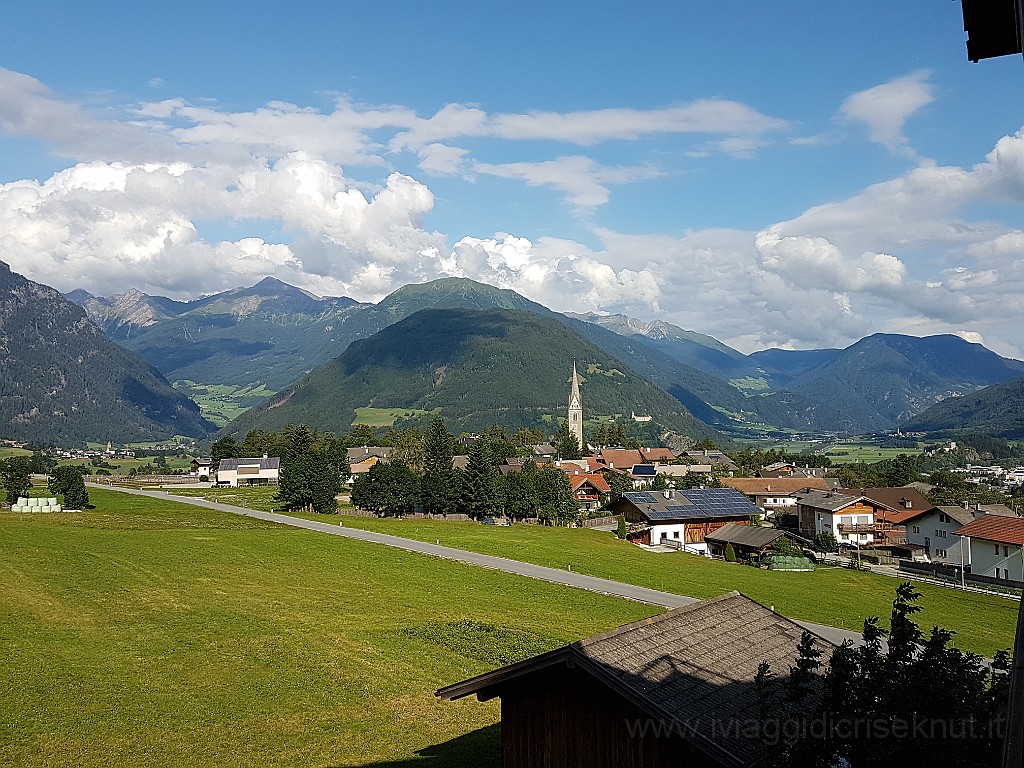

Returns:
0,489,655,767
326,516,1018,658
159,485,1018,657
158,485,1019,657
352,407,438,427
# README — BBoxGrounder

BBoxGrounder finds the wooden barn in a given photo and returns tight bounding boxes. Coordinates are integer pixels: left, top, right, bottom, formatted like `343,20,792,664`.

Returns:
437,592,835,768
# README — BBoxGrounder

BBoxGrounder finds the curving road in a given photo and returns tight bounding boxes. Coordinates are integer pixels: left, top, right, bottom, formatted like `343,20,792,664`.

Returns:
90,484,865,647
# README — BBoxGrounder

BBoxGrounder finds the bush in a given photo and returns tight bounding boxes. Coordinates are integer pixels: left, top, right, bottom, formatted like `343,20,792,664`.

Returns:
616,514,627,539
725,543,737,562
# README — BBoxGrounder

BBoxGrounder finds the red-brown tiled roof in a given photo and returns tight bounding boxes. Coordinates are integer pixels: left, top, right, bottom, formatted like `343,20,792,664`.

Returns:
571,473,611,493
954,514,1024,545
598,449,644,470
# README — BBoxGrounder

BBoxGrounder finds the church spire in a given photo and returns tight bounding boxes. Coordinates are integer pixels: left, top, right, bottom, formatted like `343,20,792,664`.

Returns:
568,361,584,450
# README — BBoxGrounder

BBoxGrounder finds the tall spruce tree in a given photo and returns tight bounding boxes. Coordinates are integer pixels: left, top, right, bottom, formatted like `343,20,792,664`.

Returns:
460,439,504,519
422,417,458,517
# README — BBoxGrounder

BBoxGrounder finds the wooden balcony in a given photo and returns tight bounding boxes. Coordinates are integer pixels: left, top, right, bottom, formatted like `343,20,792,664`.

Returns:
838,523,875,534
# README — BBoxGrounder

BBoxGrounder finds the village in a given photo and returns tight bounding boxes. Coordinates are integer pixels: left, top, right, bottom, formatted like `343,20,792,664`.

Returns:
113,364,1023,593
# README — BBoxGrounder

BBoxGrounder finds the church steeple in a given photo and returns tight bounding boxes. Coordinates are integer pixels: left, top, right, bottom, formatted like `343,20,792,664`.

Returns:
568,361,584,450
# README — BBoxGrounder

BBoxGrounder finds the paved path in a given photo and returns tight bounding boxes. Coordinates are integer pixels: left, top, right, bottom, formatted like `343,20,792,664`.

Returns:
91,484,864,647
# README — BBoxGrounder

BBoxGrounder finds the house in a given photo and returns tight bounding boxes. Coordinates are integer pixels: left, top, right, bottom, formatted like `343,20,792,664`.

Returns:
629,463,658,487
567,473,611,513
531,443,558,462
639,446,676,463
954,514,1024,583
437,591,835,768
596,448,645,470
704,522,809,561
346,446,393,464
656,463,712,479
608,488,762,552
720,477,830,517
757,462,829,479
838,486,937,544
681,449,739,473
901,504,981,564
216,456,280,487
795,489,891,547
190,458,213,479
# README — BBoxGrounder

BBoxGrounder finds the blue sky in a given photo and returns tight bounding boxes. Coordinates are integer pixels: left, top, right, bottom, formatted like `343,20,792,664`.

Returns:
3,2,1024,356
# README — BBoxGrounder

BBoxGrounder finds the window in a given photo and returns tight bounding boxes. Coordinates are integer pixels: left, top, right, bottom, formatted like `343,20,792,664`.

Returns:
912,525,920,534
1004,569,1010,580
673,531,680,539
1004,546,1010,557
996,544,1001,555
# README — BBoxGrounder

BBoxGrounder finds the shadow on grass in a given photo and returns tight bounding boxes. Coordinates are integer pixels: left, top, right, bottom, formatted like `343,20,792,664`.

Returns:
340,724,500,768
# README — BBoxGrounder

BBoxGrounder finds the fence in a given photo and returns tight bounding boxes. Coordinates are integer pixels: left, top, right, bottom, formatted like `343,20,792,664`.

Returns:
583,515,618,528
898,559,1024,591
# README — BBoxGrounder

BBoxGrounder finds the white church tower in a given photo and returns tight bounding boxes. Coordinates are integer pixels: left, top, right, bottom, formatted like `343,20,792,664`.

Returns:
568,361,584,450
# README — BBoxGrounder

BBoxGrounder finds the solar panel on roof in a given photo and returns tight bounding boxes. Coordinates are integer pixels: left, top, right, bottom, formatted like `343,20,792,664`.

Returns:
626,492,658,504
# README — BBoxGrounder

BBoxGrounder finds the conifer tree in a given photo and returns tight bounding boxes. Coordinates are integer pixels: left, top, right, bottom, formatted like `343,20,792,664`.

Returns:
422,417,457,517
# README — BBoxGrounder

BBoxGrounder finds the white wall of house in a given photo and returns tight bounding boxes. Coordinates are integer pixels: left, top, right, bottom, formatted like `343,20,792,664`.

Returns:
967,538,1024,582
217,466,279,487
650,523,709,554
905,511,970,564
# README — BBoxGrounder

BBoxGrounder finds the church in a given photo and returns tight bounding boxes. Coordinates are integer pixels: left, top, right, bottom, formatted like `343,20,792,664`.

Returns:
567,362,584,450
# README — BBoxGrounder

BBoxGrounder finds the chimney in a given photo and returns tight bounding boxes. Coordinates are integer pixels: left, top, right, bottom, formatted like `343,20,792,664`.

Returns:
766,484,771,492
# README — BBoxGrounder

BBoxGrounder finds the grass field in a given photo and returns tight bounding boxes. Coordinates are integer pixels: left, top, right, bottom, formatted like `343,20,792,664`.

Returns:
173,381,277,426
0,488,656,767
155,486,1021,657
352,407,438,427
824,443,924,464
0,446,32,459
320,516,1017,657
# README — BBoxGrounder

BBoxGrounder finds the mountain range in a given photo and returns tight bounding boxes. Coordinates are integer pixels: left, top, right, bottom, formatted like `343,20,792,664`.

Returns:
226,307,715,440
0,261,213,444
64,275,1024,440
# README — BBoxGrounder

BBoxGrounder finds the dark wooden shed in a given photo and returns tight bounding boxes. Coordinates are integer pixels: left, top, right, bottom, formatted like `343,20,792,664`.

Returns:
437,592,835,768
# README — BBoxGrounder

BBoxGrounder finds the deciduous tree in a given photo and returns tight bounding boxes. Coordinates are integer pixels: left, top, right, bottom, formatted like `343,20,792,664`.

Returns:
49,465,89,509
1,456,32,503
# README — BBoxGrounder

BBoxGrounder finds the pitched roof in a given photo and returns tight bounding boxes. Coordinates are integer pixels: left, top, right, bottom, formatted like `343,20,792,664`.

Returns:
217,456,280,471
570,473,611,493
438,592,835,767
954,513,1024,545
795,489,873,513
346,446,393,461
598,448,643,469
704,522,803,549
722,477,830,496
640,447,677,462
839,487,933,524
614,488,762,522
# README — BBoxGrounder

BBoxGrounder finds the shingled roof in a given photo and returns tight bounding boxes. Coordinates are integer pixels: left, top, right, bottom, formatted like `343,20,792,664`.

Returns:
438,592,835,767
954,513,1024,546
